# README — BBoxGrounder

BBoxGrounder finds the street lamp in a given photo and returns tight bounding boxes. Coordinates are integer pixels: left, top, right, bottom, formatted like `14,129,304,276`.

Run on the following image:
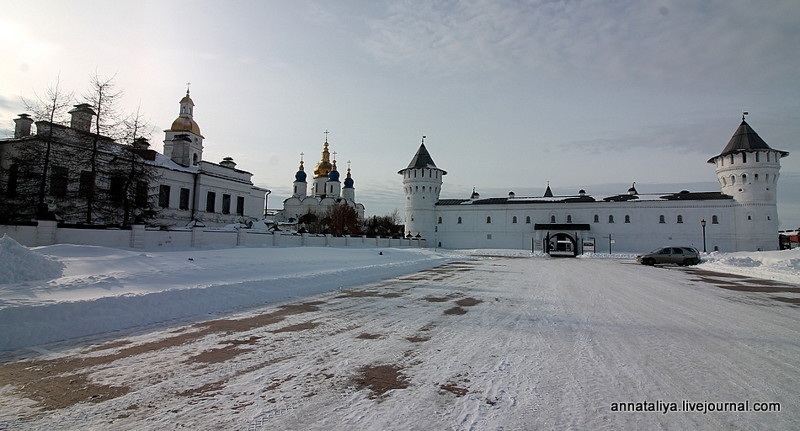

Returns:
700,219,707,253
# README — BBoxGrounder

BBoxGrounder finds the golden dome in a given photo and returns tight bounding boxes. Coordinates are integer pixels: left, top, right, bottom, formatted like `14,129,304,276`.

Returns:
314,141,333,178
169,116,202,135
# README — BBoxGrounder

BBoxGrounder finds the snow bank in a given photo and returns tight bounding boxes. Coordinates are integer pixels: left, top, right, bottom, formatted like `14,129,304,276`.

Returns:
0,245,458,351
0,234,63,284
697,248,800,284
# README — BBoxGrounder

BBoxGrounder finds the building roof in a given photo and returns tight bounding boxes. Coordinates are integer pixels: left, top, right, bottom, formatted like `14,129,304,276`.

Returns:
399,143,447,174
436,191,732,206
708,119,788,162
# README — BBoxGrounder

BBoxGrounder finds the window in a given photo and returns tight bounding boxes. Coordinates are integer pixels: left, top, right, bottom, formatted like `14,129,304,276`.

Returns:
593,215,599,223
755,152,760,162
222,194,231,214
659,215,665,223
525,216,531,224
512,216,518,223
457,217,462,224
180,188,190,210
487,234,492,240
159,185,171,208
193,153,199,165
110,176,126,203
730,175,735,185
236,196,245,216
486,216,492,224
566,215,572,223
438,217,442,224
624,215,630,223
79,171,94,198
742,152,747,163
608,215,614,223
49,166,68,197
550,215,556,223
206,191,216,212
742,174,747,183
730,154,734,164
6,164,18,197
136,181,148,207
712,215,719,224
677,215,683,223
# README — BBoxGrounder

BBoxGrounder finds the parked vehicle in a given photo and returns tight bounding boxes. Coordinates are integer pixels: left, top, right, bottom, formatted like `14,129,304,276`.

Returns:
636,247,700,266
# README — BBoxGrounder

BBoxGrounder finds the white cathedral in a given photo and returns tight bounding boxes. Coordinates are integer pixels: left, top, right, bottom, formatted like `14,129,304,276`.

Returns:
276,135,365,224
400,118,788,254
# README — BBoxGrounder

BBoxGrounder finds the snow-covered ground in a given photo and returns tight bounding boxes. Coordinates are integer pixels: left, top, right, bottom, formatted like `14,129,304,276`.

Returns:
0,237,799,430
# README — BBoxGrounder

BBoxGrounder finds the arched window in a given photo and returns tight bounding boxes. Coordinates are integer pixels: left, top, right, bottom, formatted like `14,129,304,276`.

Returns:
486,216,492,224
437,217,442,224
457,217,462,224
730,175,735,185
512,216,518,223
659,215,665,224
742,152,747,163
594,214,599,223
525,216,531,224
755,152,760,162
677,215,683,223
550,215,556,223
712,215,719,224
566,215,572,223
754,174,759,181
721,177,727,186
608,215,614,223
730,154,734,164
742,174,747,183
624,215,630,223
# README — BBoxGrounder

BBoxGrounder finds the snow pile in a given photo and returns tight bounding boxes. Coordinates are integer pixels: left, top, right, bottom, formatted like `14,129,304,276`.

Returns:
0,245,458,351
0,234,63,284
698,248,800,284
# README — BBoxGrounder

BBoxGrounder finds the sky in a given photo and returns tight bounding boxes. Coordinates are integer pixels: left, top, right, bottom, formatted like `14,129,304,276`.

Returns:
1,0,798,228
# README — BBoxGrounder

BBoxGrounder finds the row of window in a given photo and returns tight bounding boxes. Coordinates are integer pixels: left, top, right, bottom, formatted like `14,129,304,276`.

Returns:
438,214,722,225
717,151,775,167
720,173,777,186
403,169,441,179
405,185,440,194
158,185,245,216
6,164,148,205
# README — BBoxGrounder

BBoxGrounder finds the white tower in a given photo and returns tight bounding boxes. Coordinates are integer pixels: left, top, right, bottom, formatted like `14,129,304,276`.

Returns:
326,160,342,198
163,87,204,166
398,138,446,242
342,162,356,202
708,115,789,250
292,156,308,198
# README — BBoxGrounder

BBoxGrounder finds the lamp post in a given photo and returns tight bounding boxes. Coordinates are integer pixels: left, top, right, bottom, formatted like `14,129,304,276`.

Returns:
700,219,707,253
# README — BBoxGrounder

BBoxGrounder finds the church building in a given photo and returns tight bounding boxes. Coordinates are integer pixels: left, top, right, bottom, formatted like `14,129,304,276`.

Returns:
0,88,268,227
400,118,788,254
276,134,365,224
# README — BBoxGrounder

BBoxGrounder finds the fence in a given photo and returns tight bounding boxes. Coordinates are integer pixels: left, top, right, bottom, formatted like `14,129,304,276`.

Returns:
0,221,427,249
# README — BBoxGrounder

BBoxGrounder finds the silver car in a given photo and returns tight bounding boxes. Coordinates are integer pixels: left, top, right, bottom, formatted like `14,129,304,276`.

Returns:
636,247,700,266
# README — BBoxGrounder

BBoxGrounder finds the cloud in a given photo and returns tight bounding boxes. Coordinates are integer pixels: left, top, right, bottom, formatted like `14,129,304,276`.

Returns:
361,0,800,88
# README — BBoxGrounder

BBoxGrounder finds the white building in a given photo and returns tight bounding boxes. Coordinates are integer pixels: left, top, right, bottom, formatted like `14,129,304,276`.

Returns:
400,119,788,254
277,136,365,224
0,89,268,227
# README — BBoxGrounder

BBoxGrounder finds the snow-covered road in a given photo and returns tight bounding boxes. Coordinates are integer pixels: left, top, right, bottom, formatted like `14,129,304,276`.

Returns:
1,256,798,430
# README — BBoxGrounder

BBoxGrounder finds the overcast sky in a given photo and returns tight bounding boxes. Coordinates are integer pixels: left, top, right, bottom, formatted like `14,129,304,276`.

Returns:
1,0,798,228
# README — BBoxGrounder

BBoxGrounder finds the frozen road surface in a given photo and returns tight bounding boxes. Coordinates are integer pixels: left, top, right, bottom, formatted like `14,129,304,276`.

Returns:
1,256,798,430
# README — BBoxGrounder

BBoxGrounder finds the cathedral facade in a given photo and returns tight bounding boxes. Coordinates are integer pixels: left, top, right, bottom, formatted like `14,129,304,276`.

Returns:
400,119,788,254
277,136,365,225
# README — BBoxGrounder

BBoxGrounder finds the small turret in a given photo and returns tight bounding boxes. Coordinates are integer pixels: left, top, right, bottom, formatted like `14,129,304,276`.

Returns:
293,155,308,198
14,114,34,137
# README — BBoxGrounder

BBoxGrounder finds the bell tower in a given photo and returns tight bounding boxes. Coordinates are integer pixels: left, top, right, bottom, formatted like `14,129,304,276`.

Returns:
163,85,204,166
398,137,446,242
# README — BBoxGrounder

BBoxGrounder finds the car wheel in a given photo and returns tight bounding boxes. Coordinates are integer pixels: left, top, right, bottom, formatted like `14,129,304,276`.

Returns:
682,259,695,266
644,258,655,266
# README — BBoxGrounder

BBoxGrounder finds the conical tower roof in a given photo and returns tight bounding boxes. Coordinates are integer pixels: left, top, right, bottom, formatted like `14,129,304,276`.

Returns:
709,119,788,162
399,143,447,174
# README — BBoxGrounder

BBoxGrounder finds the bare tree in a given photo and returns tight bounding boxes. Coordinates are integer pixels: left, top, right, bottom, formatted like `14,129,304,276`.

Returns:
21,75,74,218
82,72,123,223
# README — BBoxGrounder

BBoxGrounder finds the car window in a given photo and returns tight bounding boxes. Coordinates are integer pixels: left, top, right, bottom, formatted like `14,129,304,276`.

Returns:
672,248,684,254
659,248,671,255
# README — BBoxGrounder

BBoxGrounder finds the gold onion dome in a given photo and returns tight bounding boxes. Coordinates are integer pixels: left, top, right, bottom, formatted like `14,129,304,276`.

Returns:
314,141,333,177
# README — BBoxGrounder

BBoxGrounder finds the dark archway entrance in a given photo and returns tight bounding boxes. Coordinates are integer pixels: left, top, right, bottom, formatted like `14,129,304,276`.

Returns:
544,232,578,257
